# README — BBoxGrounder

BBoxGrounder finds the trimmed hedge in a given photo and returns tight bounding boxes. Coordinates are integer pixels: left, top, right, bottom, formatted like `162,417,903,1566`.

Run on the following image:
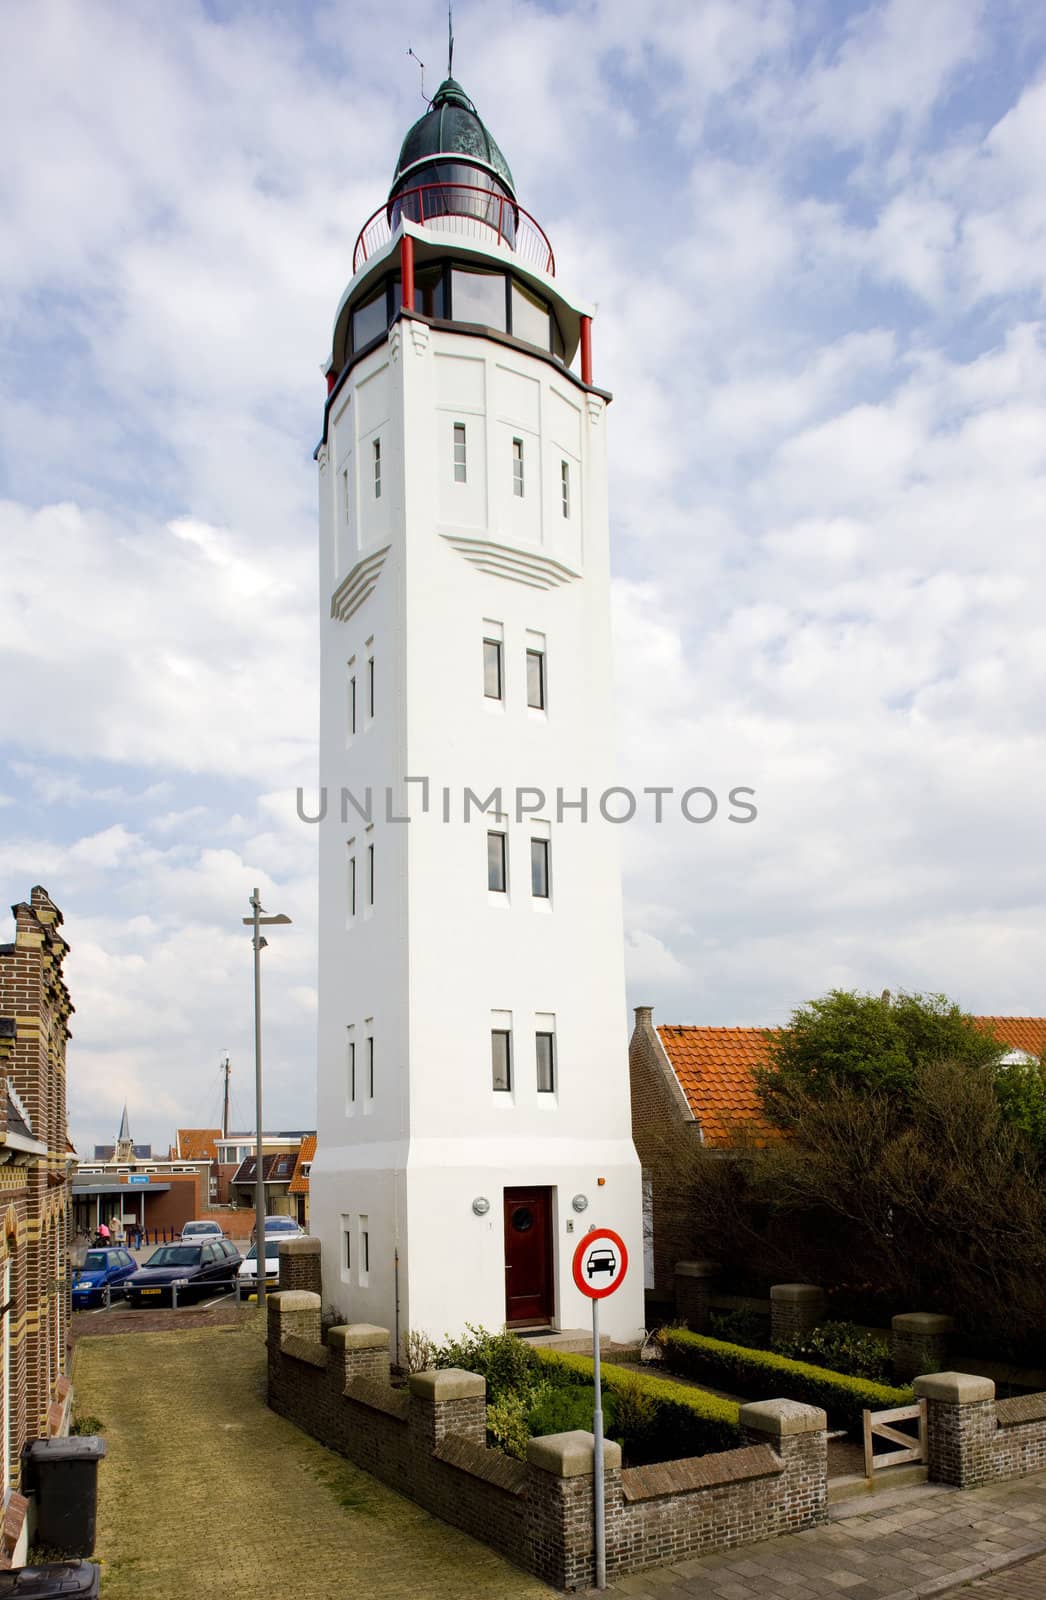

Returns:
533,1347,742,1463
659,1328,913,1430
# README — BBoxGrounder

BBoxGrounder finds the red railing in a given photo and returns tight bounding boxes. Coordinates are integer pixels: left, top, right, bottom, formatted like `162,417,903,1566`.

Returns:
353,183,555,277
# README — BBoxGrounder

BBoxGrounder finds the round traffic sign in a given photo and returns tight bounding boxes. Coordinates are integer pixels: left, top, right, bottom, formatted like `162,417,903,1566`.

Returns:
572,1228,628,1300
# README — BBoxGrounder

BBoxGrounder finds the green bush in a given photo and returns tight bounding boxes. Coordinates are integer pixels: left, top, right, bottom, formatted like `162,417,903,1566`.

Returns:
528,1383,616,1439
659,1328,912,1430
709,1308,767,1348
533,1348,742,1464
69,1414,104,1436
774,1320,892,1383
486,1390,534,1459
431,1324,543,1406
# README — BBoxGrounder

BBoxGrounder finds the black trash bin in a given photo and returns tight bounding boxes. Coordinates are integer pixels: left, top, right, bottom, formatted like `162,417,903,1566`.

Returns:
0,1563,99,1598
21,1437,106,1557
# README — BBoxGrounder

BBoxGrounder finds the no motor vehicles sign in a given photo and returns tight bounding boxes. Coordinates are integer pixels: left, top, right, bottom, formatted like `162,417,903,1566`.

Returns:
572,1227,628,1299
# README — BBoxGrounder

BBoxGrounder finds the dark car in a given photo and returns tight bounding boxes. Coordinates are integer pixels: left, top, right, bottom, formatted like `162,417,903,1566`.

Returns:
72,1247,138,1309
586,1248,617,1279
126,1240,242,1305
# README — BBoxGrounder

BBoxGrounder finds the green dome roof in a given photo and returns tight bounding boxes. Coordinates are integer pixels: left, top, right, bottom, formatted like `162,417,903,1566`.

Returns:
390,78,515,199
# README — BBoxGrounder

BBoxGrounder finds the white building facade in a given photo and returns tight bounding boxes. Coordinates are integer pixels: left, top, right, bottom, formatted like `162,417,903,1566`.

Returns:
309,78,645,1346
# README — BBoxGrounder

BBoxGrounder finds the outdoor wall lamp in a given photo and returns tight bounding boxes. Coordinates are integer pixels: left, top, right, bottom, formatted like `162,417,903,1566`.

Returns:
472,1196,490,1216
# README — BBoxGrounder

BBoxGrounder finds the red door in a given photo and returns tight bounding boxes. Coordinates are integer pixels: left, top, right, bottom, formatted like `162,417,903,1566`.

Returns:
504,1187,554,1326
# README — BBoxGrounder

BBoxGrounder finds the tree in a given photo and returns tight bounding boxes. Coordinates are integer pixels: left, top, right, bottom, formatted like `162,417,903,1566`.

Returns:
756,989,1003,1128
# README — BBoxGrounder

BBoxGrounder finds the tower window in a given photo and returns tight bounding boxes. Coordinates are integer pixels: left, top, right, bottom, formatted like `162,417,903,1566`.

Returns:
349,672,357,736
531,838,550,899
343,1223,352,1273
454,423,467,483
491,1029,512,1092
536,1032,555,1094
348,852,357,917
368,656,375,719
367,843,374,906
342,464,352,523
373,438,382,499
526,649,545,711
367,1035,375,1099
488,831,507,893
483,638,503,700
359,1217,370,1285
561,460,570,518
349,1037,357,1103
512,439,524,498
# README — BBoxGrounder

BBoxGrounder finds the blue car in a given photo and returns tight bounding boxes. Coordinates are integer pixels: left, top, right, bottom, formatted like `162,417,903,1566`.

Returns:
72,1247,138,1309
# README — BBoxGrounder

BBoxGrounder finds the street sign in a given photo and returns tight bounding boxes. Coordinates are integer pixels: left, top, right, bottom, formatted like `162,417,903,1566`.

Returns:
127,1175,149,1186
571,1226,629,1590
572,1227,628,1300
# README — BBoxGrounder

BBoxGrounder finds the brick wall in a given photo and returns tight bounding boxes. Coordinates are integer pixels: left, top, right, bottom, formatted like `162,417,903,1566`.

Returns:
916,1373,1046,1491
267,1292,830,1591
629,1007,704,1295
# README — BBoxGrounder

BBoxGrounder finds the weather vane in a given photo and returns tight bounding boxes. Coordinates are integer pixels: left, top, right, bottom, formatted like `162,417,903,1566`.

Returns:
406,44,427,102
448,6,454,76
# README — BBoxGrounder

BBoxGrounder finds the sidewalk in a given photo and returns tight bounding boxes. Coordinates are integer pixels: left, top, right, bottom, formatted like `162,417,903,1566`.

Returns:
74,1318,554,1600
600,1475,1046,1600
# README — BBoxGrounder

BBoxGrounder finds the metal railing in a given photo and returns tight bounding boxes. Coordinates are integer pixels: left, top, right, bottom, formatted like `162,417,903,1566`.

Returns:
353,183,555,276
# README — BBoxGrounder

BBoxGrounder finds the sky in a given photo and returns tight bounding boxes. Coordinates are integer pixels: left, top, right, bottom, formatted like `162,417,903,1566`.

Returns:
3,0,1046,1156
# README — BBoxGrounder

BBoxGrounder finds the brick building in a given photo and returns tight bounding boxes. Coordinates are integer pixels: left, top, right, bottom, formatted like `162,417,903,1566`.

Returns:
629,1005,1046,1298
0,887,75,1566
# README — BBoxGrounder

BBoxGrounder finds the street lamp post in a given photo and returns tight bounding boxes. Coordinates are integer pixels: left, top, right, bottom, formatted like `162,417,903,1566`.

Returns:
243,887,291,1310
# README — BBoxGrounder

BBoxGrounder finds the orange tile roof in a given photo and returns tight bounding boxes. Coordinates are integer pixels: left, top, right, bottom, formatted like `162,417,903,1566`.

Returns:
289,1134,316,1195
974,1017,1046,1057
175,1128,221,1162
657,1017,1046,1147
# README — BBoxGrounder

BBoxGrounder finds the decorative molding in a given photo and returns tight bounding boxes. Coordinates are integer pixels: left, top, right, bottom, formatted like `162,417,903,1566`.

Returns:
330,546,391,622
388,324,401,365
408,319,430,357
585,394,604,425
441,535,580,592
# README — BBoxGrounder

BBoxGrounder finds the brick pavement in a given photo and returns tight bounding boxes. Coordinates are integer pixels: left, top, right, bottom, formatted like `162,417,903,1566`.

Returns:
73,1319,555,1600
598,1476,1046,1600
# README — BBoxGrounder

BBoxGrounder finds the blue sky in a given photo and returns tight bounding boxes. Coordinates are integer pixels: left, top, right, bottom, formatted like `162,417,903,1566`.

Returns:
3,0,1046,1155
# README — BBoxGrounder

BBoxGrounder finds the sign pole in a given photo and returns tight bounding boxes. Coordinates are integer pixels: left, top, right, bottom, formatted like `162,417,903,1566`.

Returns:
593,1292,605,1590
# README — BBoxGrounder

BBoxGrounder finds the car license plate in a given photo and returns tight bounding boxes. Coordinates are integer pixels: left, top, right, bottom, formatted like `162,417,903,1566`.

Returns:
141,1288,162,1296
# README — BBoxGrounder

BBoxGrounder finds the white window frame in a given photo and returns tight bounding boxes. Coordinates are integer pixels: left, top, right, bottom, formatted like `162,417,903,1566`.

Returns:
453,422,467,483
512,437,524,497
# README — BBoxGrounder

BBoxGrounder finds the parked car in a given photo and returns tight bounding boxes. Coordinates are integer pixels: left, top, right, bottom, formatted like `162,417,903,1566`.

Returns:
72,1247,138,1309
181,1219,225,1242
126,1240,242,1305
238,1237,282,1292
249,1214,303,1243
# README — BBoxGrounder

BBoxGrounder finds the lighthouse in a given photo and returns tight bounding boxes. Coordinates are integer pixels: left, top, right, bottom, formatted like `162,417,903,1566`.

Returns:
309,73,645,1347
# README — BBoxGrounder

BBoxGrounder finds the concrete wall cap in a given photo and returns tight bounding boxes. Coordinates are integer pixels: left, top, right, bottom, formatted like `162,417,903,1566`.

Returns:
268,1290,321,1311
278,1235,322,1255
740,1399,827,1436
328,1323,390,1351
914,1372,995,1404
769,1283,825,1304
675,1260,720,1280
408,1367,486,1401
892,1312,955,1334
526,1430,623,1477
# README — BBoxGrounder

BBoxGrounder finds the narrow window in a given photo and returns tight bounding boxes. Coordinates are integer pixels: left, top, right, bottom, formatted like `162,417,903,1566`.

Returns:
487,831,507,892
367,842,374,906
349,854,357,916
361,1222,370,1277
561,459,570,518
368,656,375,719
536,1032,556,1094
368,1036,375,1099
373,438,382,499
349,1039,357,1102
526,649,545,710
512,438,524,497
531,838,550,899
342,465,352,522
491,1029,512,1092
349,674,357,735
343,1225,352,1272
483,638,503,700
453,422,467,483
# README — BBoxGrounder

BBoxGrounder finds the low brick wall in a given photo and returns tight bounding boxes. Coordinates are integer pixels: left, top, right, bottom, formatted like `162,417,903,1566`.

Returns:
267,1292,829,1590
915,1373,1046,1489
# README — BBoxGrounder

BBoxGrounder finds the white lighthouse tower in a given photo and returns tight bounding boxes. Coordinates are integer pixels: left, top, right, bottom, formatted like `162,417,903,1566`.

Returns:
309,75,645,1346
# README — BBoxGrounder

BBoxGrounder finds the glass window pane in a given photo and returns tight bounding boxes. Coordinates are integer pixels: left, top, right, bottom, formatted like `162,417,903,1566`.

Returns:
526,650,544,710
454,422,467,483
352,290,388,351
536,1034,555,1093
452,269,507,330
512,438,524,497
483,639,502,699
511,281,552,349
492,1030,512,1091
561,460,570,518
531,838,549,898
414,264,446,319
487,831,506,892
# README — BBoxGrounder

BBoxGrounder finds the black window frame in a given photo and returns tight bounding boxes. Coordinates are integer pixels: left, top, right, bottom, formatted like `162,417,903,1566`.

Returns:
487,830,507,892
526,649,545,710
483,638,503,700
491,1028,512,1092
531,837,550,899
536,1032,555,1094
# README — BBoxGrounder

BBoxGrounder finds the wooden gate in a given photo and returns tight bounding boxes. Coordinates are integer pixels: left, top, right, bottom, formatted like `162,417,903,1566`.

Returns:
862,1400,927,1482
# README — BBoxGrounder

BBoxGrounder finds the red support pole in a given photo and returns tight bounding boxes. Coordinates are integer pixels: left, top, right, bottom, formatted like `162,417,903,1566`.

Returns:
580,315,593,386
326,370,336,395
400,232,415,312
